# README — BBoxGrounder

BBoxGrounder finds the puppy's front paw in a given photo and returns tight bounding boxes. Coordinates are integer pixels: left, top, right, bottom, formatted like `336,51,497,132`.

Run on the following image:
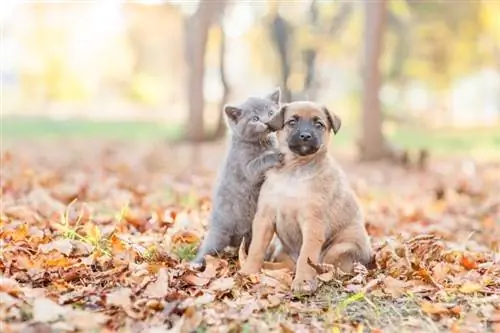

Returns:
292,266,318,294
291,277,318,294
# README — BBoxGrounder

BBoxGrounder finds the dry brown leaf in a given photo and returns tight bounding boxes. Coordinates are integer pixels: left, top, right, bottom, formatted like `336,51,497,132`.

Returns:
144,268,170,298
317,270,335,282
32,297,68,323
39,239,74,256
266,294,282,308
106,288,132,308
171,230,200,245
238,237,247,268
383,276,406,298
421,301,449,315
181,273,211,287
65,309,109,331
209,277,235,292
167,306,201,333
0,277,22,296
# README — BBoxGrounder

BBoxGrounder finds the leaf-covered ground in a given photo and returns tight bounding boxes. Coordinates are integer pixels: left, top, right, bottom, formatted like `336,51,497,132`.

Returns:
1,139,500,333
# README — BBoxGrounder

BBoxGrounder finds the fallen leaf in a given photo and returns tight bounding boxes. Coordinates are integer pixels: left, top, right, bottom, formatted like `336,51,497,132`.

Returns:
167,306,201,333
0,277,22,296
383,276,406,298
39,239,74,256
33,297,68,323
459,281,482,294
171,230,200,245
65,309,109,331
144,268,170,298
106,288,132,308
421,301,449,315
317,270,335,282
181,273,211,287
210,277,234,292
266,294,282,308
460,255,478,270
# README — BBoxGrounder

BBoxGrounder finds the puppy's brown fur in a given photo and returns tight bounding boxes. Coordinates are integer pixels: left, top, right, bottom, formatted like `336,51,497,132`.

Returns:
239,101,372,293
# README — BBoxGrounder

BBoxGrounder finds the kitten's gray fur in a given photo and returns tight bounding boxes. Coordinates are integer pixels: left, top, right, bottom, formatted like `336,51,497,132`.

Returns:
191,88,283,266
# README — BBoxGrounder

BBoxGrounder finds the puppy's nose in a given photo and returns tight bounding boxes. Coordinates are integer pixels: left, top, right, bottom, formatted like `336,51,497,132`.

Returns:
299,132,312,141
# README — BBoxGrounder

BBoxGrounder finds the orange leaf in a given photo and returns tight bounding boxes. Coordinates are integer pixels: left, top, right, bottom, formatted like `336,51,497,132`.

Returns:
171,230,200,245
110,234,126,254
460,255,478,270
421,301,449,315
11,224,28,241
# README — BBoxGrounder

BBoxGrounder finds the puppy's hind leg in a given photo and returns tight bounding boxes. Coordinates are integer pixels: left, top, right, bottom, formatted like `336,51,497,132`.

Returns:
190,229,231,269
321,226,372,273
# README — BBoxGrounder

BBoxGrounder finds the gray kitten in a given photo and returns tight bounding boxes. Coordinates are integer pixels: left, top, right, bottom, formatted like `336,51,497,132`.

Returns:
190,88,283,266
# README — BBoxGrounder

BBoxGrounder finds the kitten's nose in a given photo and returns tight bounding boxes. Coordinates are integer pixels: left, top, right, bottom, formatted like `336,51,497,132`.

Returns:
299,132,312,141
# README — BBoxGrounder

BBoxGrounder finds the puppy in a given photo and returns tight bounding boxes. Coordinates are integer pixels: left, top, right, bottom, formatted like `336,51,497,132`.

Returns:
239,101,372,293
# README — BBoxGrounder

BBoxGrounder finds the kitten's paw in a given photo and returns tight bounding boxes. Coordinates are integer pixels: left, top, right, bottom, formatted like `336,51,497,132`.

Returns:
188,257,206,271
267,152,284,168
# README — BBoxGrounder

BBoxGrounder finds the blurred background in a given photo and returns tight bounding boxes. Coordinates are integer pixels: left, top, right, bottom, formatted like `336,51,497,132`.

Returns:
2,0,500,161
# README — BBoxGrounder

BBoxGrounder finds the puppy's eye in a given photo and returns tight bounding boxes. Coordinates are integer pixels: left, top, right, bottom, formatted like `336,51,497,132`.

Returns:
315,122,325,129
286,119,297,127
252,116,260,121
268,110,275,117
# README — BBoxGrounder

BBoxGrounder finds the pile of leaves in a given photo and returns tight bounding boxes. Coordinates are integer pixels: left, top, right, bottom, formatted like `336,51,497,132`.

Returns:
1,140,499,332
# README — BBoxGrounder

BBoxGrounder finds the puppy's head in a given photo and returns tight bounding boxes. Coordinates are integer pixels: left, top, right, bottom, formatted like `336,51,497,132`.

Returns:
266,101,341,157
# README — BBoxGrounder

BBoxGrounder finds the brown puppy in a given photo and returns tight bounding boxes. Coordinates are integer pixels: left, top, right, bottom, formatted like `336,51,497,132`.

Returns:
239,101,372,293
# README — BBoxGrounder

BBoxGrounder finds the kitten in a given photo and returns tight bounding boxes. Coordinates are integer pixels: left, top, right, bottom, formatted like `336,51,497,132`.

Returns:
190,88,283,266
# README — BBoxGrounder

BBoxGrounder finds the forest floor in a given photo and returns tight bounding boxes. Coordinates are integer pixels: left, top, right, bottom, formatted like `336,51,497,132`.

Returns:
1,132,500,332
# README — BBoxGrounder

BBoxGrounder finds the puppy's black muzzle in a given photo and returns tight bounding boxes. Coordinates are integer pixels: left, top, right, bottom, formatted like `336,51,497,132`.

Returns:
288,129,320,156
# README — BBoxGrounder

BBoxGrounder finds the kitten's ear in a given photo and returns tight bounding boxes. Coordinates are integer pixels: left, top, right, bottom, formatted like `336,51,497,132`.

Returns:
323,106,341,134
266,104,287,131
224,105,242,123
265,87,281,105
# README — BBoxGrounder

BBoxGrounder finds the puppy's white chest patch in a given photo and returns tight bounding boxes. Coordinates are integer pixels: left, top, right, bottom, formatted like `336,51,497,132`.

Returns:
263,172,311,207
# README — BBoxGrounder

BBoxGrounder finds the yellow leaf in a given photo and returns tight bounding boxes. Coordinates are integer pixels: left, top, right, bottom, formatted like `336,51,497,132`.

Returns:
459,282,482,294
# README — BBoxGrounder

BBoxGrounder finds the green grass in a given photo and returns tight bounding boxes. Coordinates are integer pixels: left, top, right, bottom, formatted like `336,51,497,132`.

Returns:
1,116,183,141
2,116,500,157
254,283,493,332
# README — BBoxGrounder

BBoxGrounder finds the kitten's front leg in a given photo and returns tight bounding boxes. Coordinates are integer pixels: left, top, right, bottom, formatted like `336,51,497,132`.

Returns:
190,228,231,268
245,151,284,181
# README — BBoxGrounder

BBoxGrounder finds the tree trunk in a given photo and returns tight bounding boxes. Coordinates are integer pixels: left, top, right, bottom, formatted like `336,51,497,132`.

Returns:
184,0,226,142
210,23,230,141
270,14,292,102
360,0,387,160
302,1,352,100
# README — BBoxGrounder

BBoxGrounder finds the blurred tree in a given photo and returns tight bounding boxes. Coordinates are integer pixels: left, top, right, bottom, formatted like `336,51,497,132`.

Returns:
360,0,387,160
269,9,293,102
184,0,227,142
207,21,230,141
300,1,352,100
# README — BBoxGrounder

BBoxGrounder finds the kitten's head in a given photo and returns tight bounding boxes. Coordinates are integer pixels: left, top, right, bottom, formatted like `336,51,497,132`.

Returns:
224,87,281,141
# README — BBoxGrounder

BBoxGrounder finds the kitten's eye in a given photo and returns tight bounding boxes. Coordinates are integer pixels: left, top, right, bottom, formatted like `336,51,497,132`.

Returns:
268,110,275,117
252,116,260,122
315,122,325,130
287,119,297,127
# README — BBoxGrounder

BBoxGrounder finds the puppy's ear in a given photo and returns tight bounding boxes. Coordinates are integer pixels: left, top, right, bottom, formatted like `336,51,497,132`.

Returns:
265,87,281,105
266,105,287,131
224,105,242,123
323,107,341,134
